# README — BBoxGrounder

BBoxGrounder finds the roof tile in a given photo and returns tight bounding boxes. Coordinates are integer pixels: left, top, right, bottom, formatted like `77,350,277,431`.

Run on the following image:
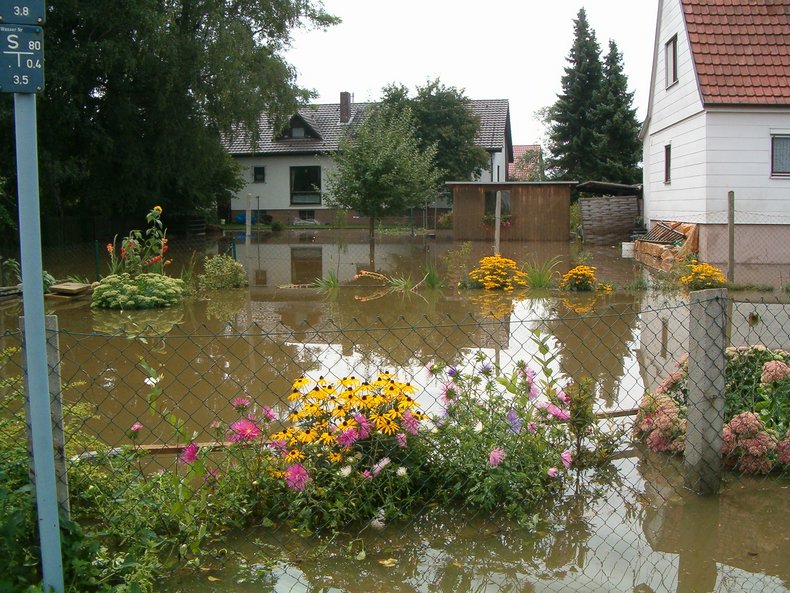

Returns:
682,0,790,105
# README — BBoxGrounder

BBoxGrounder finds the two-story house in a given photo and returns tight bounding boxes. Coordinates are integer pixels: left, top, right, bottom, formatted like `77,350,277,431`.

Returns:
640,0,790,267
225,92,513,224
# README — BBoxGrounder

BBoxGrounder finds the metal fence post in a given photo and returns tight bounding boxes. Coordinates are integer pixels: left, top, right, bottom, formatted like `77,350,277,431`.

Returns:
684,288,727,494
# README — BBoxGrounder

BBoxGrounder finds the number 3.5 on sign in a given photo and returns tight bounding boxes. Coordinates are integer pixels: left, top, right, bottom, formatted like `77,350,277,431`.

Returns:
0,24,44,93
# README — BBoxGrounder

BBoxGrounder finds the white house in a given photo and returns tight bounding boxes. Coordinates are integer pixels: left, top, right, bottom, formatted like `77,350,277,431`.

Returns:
640,0,790,265
225,92,513,224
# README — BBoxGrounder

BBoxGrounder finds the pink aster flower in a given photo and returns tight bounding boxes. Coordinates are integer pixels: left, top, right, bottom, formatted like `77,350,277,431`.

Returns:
232,397,251,412
130,421,143,433
354,413,373,439
269,439,287,455
284,463,310,491
228,417,262,442
488,447,506,467
561,449,573,469
261,406,277,422
371,457,391,477
336,428,359,448
527,422,538,433
179,442,199,464
546,403,571,421
547,467,559,478
401,410,420,435
362,469,373,480
396,433,408,447
557,390,570,405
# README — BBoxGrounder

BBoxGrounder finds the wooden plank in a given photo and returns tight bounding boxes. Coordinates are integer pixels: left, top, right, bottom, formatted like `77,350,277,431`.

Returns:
49,282,91,296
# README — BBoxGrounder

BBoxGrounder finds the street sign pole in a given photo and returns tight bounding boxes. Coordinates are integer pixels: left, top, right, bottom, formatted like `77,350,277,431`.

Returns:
4,2,64,591
14,91,65,593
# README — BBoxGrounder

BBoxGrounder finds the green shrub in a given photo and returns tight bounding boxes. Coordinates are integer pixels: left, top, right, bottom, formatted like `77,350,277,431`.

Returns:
271,220,285,232
197,254,246,290
91,273,186,309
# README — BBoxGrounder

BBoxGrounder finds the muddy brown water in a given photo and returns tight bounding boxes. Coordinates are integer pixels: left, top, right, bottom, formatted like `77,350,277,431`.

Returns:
2,230,788,593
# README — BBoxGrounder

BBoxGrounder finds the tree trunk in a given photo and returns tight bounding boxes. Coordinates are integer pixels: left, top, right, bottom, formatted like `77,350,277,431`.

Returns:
368,215,376,270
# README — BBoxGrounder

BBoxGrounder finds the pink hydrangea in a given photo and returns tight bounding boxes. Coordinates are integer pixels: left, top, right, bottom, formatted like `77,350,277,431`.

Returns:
722,413,777,475
777,431,790,465
488,447,506,467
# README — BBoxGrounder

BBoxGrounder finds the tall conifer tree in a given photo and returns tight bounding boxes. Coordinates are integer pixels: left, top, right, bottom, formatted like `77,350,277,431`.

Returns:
593,40,642,184
546,8,604,182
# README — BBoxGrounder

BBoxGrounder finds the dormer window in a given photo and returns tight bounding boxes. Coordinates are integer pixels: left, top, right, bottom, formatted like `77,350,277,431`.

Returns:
292,127,305,138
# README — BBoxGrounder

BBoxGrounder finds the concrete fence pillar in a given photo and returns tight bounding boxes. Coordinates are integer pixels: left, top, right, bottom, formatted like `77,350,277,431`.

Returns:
684,288,727,494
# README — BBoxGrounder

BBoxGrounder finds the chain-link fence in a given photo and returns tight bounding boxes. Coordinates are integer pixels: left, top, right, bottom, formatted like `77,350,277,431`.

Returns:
1,291,789,592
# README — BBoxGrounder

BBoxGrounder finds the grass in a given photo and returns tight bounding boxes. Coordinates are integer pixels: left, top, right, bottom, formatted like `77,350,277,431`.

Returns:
523,256,561,289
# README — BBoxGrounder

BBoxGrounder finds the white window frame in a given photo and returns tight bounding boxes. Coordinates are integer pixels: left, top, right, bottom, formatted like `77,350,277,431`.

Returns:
771,135,790,177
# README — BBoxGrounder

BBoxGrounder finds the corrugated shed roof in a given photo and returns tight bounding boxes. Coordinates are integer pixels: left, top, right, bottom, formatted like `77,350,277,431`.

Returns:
682,0,790,105
225,98,511,155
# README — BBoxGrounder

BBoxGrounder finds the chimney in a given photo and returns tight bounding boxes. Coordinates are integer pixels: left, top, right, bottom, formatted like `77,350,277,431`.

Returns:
340,91,351,124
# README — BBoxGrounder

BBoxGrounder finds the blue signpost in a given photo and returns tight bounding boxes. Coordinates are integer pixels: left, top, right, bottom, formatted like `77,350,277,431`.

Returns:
2,1,64,592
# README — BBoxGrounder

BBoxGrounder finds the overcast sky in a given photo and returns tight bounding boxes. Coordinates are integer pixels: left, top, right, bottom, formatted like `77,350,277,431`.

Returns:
284,0,660,145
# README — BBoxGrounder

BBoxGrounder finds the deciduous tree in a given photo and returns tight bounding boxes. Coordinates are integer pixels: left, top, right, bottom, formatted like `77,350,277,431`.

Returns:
327,105,441,251
0,0,337,226
381,80,489,182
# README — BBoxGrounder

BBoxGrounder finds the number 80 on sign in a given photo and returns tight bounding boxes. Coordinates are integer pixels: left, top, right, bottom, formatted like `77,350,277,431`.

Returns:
1,24,43,93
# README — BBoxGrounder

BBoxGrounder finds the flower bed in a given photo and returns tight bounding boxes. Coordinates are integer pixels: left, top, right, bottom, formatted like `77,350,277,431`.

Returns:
634,345,790,474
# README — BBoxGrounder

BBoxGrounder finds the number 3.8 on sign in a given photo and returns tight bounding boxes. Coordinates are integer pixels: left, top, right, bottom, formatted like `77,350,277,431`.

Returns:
0,23,43,93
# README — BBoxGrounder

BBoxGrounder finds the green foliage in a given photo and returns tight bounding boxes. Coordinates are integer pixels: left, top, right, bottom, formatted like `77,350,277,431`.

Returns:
0,257,20,286
442,241,473,288
197,254,247,291
381,79,489,182
271,220,285,232
546,10,641,185
91,273,186,309
523,256,561,289
313,270,340,290
106,207,170,276
546,8,604,181
590,41,642,184
0,2,338,219
327,104,442,237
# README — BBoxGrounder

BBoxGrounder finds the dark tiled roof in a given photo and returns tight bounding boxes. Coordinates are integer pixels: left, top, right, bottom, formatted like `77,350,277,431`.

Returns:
225,98,510,155
508,144,542,180
682,0,790,105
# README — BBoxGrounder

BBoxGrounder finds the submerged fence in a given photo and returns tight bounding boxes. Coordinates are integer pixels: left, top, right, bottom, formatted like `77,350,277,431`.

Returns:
2,290,789,592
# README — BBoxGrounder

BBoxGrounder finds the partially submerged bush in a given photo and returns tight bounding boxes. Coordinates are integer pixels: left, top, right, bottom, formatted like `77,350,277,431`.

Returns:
198,254,246,290
468,254,528,291
91,273,185,309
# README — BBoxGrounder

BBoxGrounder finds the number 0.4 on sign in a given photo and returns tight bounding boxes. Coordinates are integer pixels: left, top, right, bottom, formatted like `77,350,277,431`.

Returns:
1,23,43,93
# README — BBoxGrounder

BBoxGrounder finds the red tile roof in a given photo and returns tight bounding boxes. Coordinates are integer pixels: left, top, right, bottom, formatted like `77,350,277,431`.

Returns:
682,0,790,105
508,145,542,180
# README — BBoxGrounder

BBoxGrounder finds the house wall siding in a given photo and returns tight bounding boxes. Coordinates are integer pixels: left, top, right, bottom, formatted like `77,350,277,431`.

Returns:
231,154,335,218
649,0,703,136
643,111,707,224
704,110,790,224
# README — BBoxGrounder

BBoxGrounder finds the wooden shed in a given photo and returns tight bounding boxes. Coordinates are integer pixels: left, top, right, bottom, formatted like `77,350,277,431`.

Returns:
447,182,575,241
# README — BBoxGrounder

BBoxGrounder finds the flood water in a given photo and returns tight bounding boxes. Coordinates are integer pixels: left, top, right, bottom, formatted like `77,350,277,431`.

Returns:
3,229,789,593
161,454,790,593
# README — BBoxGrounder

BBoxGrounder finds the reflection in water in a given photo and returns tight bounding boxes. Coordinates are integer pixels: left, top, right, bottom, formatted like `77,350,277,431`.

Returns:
162,454,790,593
